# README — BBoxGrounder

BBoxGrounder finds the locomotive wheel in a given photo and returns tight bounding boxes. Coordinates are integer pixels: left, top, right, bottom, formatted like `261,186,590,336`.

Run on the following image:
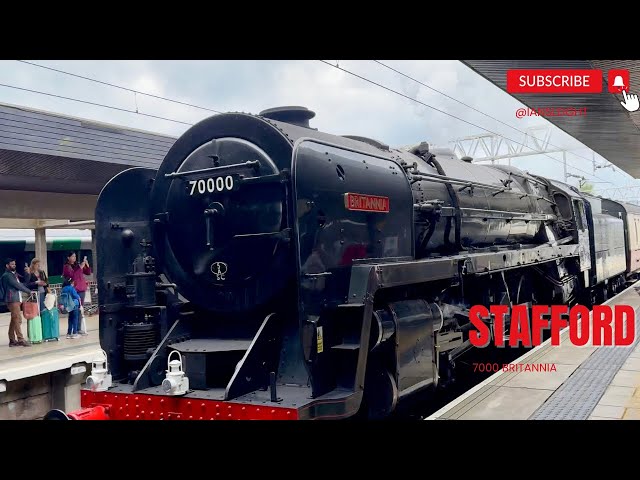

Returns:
362,368,398,420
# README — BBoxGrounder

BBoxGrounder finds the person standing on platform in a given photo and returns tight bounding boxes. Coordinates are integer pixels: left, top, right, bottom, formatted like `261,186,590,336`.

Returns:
24,258,48,313
62,252,91,336
2,258,33,347
61,278,81,339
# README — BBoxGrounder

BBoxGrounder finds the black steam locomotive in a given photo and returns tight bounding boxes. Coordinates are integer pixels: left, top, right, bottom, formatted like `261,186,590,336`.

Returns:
64,106,640,420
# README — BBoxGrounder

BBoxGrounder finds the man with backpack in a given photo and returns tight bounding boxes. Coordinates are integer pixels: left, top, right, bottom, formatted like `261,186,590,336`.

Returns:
1,258,34,347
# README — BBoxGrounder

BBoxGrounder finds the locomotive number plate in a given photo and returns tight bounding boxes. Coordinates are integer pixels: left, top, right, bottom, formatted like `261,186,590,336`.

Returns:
188,175,237,196
344,193,390,213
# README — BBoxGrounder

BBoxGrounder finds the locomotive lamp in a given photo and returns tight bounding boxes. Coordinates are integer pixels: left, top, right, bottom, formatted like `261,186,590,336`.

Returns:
86,350,113,392
162,351,189,396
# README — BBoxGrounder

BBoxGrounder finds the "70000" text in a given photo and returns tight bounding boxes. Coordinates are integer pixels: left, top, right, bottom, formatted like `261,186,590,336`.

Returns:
189,176,234,196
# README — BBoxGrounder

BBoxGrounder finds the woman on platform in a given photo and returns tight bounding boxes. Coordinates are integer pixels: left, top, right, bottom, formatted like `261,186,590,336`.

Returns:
62,252,91,336
23,258,48,312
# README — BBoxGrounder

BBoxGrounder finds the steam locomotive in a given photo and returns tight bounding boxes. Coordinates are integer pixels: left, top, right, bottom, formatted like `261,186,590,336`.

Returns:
53,106,640,420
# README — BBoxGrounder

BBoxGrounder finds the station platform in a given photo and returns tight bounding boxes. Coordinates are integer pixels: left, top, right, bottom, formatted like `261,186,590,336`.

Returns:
0,311,101,419
427,282,640,421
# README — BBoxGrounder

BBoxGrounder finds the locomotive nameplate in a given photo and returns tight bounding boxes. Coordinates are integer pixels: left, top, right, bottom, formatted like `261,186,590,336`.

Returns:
344,193,390,213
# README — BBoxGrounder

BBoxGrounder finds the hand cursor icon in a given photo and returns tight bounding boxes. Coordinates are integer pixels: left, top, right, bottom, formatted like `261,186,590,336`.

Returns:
621,90,640,112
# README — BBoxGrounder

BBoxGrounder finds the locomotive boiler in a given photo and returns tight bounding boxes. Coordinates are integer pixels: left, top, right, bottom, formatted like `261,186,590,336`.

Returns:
57,106,632,420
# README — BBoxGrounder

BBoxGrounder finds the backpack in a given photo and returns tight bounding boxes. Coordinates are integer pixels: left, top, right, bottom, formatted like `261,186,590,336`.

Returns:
59,291,76,314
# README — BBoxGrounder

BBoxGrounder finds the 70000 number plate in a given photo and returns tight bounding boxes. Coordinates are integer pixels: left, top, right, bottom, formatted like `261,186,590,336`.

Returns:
188,174,240,196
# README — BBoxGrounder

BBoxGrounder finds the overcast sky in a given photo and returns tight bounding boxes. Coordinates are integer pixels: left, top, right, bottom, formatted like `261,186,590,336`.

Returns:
0,59,638,208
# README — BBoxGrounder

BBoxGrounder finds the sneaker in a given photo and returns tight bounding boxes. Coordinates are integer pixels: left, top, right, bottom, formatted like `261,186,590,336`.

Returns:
79,331,89,336
66,334,73,339
17,340,31,347
9,340,18,347
72,334,80,339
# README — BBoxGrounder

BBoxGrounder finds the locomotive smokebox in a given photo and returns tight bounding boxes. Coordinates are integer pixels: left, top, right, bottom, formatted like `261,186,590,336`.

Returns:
149,112,298,313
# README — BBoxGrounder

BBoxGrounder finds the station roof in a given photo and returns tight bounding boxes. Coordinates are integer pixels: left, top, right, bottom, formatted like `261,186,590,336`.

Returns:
0,101,178,195
461,60,640,178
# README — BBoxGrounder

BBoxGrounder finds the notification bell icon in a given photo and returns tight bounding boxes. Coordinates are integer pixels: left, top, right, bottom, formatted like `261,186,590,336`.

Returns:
608,69,630,93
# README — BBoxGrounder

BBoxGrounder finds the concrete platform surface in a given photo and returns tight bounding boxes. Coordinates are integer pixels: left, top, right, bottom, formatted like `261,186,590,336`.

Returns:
427,282,640,421
0,311,101,382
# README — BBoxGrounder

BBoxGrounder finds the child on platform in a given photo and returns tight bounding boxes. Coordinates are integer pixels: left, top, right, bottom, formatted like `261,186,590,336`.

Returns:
61,278,82,339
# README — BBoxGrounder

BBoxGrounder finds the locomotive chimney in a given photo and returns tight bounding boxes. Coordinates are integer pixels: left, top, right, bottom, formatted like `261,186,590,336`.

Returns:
259,106,316,129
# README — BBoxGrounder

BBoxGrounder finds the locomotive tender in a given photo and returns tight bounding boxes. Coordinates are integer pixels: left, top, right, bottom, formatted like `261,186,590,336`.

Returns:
63,106,640,420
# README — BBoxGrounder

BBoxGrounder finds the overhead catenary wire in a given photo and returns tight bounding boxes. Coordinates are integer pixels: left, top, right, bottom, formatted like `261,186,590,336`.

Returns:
0,82,194,126
19,58,611,179
3,59,628,190
17,60,223,115
319,60,615,186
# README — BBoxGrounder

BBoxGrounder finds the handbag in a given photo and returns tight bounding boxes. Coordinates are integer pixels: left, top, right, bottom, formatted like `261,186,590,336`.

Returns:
44,293,56,311
22,299,39,320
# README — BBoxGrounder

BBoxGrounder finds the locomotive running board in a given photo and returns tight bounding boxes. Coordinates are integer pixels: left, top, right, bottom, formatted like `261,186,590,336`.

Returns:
346,243,580,305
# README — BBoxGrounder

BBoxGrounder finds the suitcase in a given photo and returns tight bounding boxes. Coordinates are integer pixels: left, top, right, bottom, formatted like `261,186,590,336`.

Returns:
25,293,43,344
42,306,60,342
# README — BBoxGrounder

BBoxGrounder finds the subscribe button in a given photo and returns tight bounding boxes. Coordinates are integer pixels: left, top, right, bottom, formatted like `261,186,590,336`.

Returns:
507,69,603,94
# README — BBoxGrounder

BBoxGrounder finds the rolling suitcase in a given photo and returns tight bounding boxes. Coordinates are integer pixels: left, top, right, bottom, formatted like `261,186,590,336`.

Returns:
42,292,60,342
24,293,43,344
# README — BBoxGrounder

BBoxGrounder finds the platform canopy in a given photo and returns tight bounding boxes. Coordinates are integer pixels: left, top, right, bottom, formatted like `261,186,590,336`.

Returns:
0,101,179,226
462,60,640,178
0,101,177,196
